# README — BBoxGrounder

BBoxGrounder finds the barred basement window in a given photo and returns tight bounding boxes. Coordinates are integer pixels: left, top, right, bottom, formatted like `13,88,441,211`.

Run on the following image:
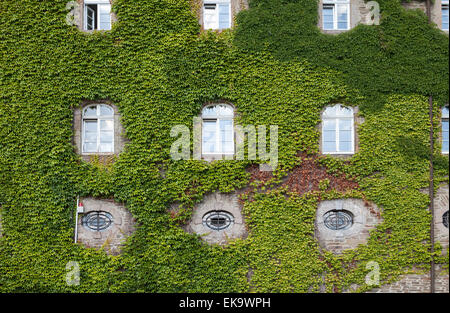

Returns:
82,211,113,231
443,211,449,229
202,211,234,231
323,210,353,230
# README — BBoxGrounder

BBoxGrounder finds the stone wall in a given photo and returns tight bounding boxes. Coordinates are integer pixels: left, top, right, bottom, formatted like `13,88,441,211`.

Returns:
367,265,449,293
401,0,445,30
315,198,382,254
434,184,449,253
183,192,248,245
76,197,136,255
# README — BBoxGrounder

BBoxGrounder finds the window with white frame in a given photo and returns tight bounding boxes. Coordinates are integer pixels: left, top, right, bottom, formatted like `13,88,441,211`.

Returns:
82,104,114,153
203,0,231,30
322,0,350,31
202,104,234,155
442,106,449,154
322,104,354,154
84,0,112,31
442,0,449,31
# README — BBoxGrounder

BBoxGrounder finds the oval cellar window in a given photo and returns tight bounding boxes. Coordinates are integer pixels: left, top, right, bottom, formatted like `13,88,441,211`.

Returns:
443,211,449,229
202,211,234,231
323,210,353,230
82,211,113,231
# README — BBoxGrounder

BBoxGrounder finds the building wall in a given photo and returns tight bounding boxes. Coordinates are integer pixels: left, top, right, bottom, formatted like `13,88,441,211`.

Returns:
367,265,449,293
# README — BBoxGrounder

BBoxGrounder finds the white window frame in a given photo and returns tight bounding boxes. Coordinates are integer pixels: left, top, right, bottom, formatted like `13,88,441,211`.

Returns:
322,0,350,31
82,104,115,154
321,104,355,155
201,104,235,155
442,0,449,31
83,0,112,31
442,106,449,154
203,0,232,30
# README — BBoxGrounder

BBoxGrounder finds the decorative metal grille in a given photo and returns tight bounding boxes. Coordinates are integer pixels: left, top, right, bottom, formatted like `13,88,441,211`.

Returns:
202,211,234,231
323,210,353,230
443,211,449,229
82,211,113,232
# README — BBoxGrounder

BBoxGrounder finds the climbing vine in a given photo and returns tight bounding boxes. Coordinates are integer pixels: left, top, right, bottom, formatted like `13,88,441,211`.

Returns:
0,0,448,293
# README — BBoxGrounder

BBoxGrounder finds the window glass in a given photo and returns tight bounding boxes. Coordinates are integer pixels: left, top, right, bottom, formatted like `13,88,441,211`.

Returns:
218,3,230,29
82,104,114,153
202,121,217,153
322,104,354,154
323,5,334,30
442,3,449,30
443,106,449,153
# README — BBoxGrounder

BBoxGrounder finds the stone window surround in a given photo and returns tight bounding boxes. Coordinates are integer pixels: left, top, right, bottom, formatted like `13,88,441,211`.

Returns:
182,192,247,245
76,197,136,255
75,0,118,32
73,100,126,161
318,105,362,159
315,198,382,254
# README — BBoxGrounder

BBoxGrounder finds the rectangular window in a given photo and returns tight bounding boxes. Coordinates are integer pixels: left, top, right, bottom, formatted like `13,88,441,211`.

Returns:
443,106,449,154
203,1,231,30
322,1,350,30
202,119,234,154
443,1,449,31
84,0,111,31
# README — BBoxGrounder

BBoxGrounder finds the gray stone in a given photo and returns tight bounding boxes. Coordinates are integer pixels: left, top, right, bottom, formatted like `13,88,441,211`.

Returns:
76,197,136,255
184,192,248,245
315,198,383,254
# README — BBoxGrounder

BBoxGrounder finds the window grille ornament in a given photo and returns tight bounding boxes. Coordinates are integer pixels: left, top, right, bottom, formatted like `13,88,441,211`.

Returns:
202,211,234,231
323,210,353,230
82,211,113,231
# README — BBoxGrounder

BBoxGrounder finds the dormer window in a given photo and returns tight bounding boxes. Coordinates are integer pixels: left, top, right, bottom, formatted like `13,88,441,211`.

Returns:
84,0,112,31
203,0,231,30
322,0,350,31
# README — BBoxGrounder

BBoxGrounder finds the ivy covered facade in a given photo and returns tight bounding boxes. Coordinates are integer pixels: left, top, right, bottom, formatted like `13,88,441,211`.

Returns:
0,0,448,292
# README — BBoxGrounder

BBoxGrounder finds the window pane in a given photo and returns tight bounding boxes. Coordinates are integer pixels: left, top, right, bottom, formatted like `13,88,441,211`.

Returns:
84,106,97,117
323,141,337,153
100,131,113,143
218,4,230,29
86,5,97,30
84,142,97,153
84,131,97,142
84,120,97,132
220,120,233,153
99,4,111,30
339,130,352,142
339,140,352,152
100,105,113,116
443,120,449,132
442,5,449,30
323,5,334,30
339,119,352,131
99,143,113,153
203,121,217,153
337,4,348,30
100,119,113,131
203,4,217,30
323,119,336,131
323,130,336,142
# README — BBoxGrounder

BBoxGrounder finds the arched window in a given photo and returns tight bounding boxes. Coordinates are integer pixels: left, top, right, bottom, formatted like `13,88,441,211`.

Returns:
322,104,354,154
202,104,234,155
82,104,114,153
442,106,449,154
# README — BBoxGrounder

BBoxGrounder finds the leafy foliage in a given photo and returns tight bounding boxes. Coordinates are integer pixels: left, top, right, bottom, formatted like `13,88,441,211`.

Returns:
0,0,448,292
